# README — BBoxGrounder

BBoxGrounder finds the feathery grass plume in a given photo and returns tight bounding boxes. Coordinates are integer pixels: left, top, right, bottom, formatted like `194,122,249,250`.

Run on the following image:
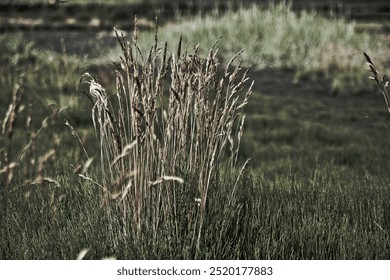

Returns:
364,52,390,114
80,20,252,256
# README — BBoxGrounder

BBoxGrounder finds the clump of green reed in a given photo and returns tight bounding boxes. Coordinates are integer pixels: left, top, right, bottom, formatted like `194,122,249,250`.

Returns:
135,3,385,95
79,20,252,256
157,4,366,67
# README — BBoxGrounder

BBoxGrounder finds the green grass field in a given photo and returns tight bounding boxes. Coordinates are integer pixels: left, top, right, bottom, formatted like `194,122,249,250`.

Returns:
1,3,390,259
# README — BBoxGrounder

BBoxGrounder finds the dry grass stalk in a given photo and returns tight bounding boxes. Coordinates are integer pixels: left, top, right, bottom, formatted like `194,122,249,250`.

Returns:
1,79,62,257
364,53,390,237
1,82,24,191
23,133,61,188
80,21,253,253
364,52,390,114
65,119,90,160
1,83,62,190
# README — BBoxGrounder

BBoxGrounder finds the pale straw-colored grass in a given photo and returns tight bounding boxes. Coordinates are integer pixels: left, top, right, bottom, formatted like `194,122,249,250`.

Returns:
364,52,390,114
80,19,253,254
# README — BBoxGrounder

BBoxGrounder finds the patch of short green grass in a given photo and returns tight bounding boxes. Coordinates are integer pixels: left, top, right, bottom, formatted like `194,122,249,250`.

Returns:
241,88,390,177
4,163,390,259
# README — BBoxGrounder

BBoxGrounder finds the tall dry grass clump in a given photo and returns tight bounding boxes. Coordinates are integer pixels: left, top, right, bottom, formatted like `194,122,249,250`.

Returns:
79,20,252,255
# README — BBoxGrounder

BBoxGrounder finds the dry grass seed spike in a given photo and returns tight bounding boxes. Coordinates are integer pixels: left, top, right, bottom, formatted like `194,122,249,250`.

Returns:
364,52,390,114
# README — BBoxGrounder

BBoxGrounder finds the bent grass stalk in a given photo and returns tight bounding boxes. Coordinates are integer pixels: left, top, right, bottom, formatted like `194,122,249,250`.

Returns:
364,52,390,114
364,52,390,239
80,21,253,255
